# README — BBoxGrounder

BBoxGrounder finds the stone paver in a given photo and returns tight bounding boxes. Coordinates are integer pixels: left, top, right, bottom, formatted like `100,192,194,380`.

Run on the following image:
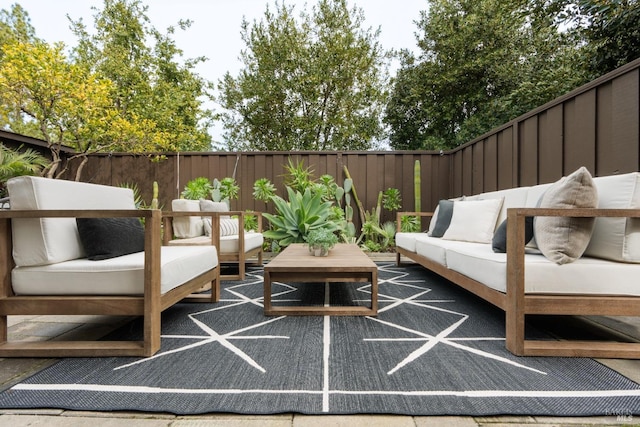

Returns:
292,414,415,427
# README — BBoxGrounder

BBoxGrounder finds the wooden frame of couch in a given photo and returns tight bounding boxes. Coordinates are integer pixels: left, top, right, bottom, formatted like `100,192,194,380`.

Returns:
396,208,640,359
0,209,220,358
162,210,263,280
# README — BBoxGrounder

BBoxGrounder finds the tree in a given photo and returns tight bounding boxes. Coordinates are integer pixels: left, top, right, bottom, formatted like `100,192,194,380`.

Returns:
218,0,389,151
69,0,215,152
385,0,590,150
0,40,120,178
561,0,640,76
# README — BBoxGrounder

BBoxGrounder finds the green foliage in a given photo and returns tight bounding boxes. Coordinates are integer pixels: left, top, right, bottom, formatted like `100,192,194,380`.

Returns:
263,186,339,248
385,0,591,149
253,178,277,204
283,158,315,194
218,0,389,151
0,144,50,198
400,214,421,232
382,188,401,212
181,177,213,200
563,0,640,76
242,211,258,232
212,177,239,204
305,227,339,252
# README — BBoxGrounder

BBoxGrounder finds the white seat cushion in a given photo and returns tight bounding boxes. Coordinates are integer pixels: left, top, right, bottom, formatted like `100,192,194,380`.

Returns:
444,244,640,296
395,232,425,253
167,232,264,254
11,246,218,296
416,236,488,267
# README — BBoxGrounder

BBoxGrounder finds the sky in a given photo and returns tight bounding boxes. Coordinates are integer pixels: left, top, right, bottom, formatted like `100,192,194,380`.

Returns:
7,0,429,142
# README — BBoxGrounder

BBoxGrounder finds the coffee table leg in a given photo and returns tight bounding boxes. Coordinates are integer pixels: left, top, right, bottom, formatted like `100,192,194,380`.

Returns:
370,269,378,315
263,270,272,314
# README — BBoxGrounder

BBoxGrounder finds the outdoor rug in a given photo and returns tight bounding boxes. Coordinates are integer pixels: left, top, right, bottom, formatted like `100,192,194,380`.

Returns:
1,262,639,416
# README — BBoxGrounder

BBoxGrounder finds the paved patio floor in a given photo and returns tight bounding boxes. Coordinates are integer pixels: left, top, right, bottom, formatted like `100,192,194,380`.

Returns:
2,255,639,426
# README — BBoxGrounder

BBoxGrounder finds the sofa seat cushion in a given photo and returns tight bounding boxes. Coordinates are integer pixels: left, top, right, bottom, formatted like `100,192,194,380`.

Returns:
396,232,425,253
11,246,217,296
167,231,264,254
415,236,487,267
444,244,640,296
220,231,263,254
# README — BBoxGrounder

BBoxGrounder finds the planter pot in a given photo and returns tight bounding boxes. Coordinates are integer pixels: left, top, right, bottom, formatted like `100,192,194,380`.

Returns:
313,246,329,257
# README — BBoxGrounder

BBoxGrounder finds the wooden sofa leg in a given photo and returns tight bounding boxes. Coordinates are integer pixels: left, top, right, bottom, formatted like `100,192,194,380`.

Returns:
505,308,525,356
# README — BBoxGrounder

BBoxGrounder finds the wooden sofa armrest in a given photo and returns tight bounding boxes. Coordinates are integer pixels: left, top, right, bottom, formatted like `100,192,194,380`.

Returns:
396,211,435,232
504,207,640,355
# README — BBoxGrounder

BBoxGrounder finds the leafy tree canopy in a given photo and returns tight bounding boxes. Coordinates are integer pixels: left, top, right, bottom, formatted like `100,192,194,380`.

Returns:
218,0,390,151
384,0,605,150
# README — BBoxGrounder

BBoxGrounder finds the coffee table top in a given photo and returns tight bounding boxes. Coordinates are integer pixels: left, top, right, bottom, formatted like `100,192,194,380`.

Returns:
265,243,376,272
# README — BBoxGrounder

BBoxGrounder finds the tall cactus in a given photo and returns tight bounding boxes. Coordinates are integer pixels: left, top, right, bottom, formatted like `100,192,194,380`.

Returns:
150,181,159,210
414,160,421,229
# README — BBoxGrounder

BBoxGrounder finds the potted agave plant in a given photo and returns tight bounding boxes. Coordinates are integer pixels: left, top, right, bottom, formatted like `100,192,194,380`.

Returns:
305,228,338,257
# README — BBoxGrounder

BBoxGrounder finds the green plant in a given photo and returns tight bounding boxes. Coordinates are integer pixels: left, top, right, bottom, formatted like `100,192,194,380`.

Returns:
0,144,50,198
400,214,420,232
414,160,421,229
263,186,339,248
181,177,213,200
305,227,338,254
253,178,276,203
242,211,258,231
212,177,239,204
382,187,402,212
283,158,315,193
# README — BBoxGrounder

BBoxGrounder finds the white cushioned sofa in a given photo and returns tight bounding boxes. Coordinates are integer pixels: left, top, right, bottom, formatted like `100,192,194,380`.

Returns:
162,199,264,280
396,169,640,359
0,176,220,357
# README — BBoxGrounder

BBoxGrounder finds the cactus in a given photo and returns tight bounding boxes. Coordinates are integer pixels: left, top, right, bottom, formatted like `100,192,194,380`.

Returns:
414,160,421,230
150,181,159,210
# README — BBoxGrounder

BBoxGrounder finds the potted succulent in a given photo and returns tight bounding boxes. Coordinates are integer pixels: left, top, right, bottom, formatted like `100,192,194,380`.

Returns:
305,228,338,257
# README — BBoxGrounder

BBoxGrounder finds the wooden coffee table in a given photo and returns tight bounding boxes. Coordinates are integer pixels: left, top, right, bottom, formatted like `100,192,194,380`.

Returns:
263,243,378,316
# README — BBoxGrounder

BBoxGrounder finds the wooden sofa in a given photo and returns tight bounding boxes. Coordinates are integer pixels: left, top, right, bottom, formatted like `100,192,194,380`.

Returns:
396,170,640,359
0,176,220,358
162,199,264,280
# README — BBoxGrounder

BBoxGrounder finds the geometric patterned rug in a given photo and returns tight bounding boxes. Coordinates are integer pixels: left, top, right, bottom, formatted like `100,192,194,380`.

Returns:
0,262,639,416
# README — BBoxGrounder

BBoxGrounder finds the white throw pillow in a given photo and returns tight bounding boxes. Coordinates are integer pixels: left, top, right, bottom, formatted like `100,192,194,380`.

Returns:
441,198,504,243
203,217,239,237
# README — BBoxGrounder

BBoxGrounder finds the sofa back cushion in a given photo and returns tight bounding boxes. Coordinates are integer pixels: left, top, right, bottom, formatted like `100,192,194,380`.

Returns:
583,172,640,263
171,199,204,238
7,176,136,267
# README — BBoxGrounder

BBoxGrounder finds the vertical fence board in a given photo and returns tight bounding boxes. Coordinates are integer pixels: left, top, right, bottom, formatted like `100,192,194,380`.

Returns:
538,105,563,183
519,116,539,186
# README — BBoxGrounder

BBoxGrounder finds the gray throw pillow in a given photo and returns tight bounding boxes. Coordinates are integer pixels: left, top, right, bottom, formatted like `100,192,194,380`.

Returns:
429,199,454,237
533,167,598,264
492,217,534,253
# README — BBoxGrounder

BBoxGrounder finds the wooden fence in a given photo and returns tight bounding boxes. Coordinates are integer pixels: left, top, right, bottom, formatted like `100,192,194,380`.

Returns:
37,56,640,231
